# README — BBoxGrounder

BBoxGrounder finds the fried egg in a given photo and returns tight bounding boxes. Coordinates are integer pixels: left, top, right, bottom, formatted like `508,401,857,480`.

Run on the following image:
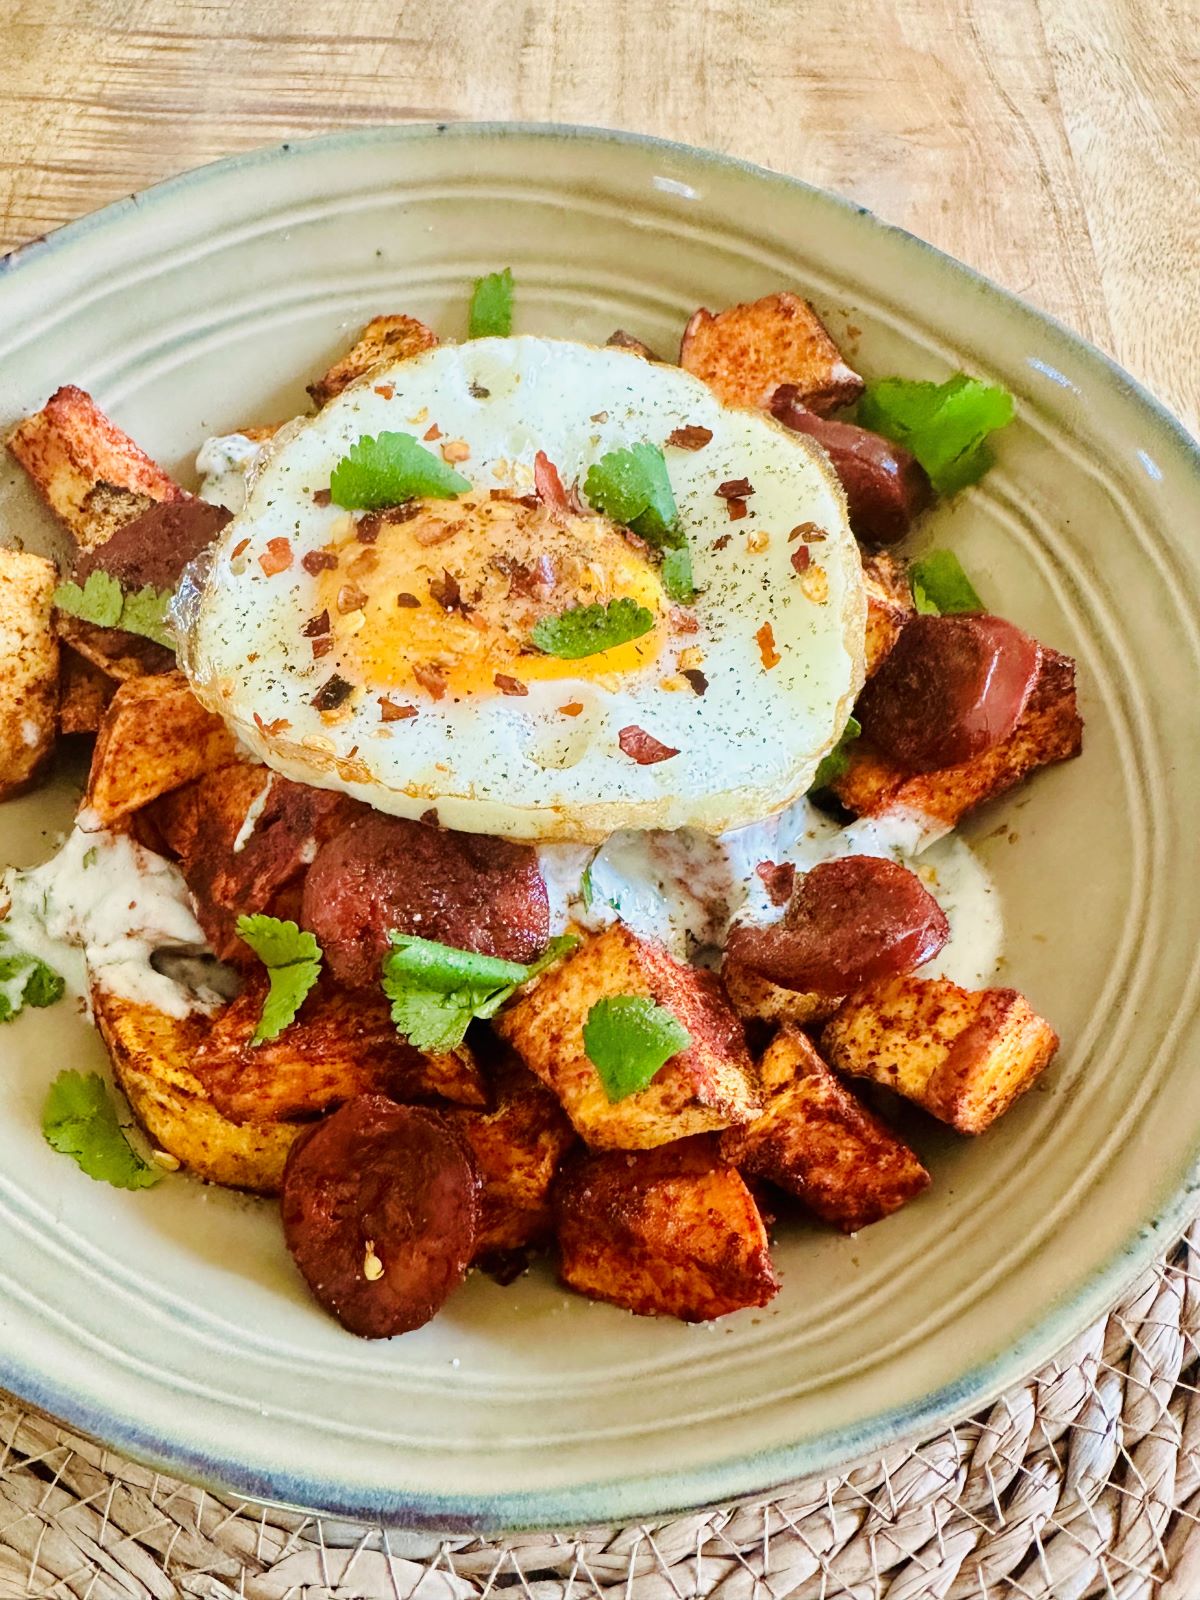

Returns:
178,337,865,842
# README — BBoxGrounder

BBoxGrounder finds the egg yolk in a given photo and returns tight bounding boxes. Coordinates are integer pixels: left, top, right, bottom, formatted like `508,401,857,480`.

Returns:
315,492,667,699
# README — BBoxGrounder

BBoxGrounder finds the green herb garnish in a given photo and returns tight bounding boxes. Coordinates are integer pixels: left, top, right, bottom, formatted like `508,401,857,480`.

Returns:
0,945,65,1022
328,432,471,509
381,933,578,1053
53,571,174,649
42,1071,161,1190
468,268,515,338
235,914,323,1044
582,995,691,1102
660,546,695,604
531,598,654,659
584,443,680,546
909,550,984,615
858,374,1014,496
809,715,862,792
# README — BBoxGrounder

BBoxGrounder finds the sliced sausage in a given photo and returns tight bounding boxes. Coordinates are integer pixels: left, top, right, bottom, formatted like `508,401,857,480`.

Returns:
724,856,949,995
281,1096,479,1338
73,498,232,592
302,813,551,987
771,387,931,544
856,613,1041,773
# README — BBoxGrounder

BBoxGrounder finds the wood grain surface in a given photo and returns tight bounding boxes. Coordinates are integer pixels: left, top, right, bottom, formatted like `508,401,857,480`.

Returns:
0,0,1196,433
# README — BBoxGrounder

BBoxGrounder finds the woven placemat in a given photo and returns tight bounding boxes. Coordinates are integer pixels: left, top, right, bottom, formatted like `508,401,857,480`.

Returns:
3,1222,1199,1600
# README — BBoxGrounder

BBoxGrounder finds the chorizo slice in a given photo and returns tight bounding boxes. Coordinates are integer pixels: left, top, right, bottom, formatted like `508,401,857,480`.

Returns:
281,1096,479,1338
724,856,949,996
302,813,551,987
72,498,232,592
771,388,931,543
857,613,1041,773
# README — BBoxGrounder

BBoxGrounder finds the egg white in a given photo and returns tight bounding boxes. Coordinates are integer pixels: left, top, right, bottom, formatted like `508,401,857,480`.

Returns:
180,337,865,843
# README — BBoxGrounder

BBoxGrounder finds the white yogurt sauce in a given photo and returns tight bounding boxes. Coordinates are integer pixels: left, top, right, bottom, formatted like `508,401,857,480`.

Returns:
195,433,266,514
1,826,222,1019
538,796,1002,990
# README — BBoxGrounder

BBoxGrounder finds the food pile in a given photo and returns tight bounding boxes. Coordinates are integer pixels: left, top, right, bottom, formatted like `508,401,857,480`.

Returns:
0,276,1082,1335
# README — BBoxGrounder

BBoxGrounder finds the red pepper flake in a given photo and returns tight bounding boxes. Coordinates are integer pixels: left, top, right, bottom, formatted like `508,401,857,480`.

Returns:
312,635,334,658
666,425,713,451
311,674,353,711
755,860,796,907
302,549,338,575
681,668,708,696
423,423,442,441
791,545,812,575
712,533,732,552
347,549,379,581
259,537,293,576
789,520,827,542
756,621,781,670
374,383,395,399
413,662,447,700
313,488,332,507
726,498,749,522
337,583,368,614
420,808,440,827
302,609,331,637
428,569,463,612
231,537,251,560
558,701,584,717
534,450,570,512
716,478,755,499
494,673,529,696
396,591,421,609
379,696,417,722
253,712,291,736
618,725,680,765
356,516,382,544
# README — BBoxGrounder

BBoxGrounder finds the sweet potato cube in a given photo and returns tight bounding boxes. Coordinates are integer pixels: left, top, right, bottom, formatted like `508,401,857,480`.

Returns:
555,1136,778,1320
308,314,439,407
679,292,863,415
822,974,1059,1135
192,976,486,1124
722,956,840,1028
450,1059,576,1255
832,647,1083,846
7,385,184,550
83,671,239,826
495,924,758,1149
862,550,915,677
0,549,59,797
722,1026,929,1231
58,647,116,734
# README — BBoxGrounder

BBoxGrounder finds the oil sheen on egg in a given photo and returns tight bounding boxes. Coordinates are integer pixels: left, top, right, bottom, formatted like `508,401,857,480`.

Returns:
179,337,865,843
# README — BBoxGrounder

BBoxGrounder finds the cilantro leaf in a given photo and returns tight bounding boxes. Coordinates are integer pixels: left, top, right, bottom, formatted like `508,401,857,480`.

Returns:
381,932,578,1052
579,857,596,911
54,571,175,649
584,443,680,546
857,375,1014,496
531,597,655,659
42,1071,161,1190
909,550,984,616
582,995,692,1102
468,268,514,338
660,546,695,604
235,914,322,1045
809,715,862,792
328,432,472,509
0,945,65,1023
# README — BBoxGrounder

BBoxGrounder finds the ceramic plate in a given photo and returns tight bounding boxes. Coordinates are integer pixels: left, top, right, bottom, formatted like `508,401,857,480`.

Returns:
1,124,1198,1533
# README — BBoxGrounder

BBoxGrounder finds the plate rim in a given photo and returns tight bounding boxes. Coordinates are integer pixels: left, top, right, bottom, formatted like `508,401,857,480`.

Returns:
2,117,1199,1532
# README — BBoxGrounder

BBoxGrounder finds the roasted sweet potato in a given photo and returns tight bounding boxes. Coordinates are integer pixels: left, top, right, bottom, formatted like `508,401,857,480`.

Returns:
721,956,840,1028
832,647,1083,845
495,924,759,1149
822,973,1059,1134
722,1026,929,1231
0,549,59,797
83,672,240,827
450,1058,576,1255
679,292,863,415
308,314,439,407
58,646,115,734
91,982,298,1192
192,975,486,1123
862,550,915,677
554,1137,778,1320
7,385,184,550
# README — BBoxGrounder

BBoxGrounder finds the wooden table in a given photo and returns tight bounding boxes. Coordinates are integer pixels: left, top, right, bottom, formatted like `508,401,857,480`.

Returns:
1,0,1196,436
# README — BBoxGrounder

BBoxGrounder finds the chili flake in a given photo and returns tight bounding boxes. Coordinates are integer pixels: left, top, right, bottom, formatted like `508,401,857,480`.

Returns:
666,425,713,451
756,621,781,670
302,549,338,575
311,674,353,711
618,725,680,765
259,537,293,576
494,673,528,696
379,697,417,722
